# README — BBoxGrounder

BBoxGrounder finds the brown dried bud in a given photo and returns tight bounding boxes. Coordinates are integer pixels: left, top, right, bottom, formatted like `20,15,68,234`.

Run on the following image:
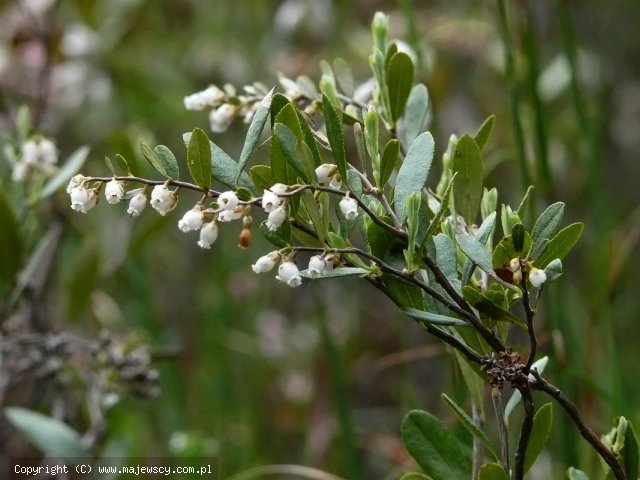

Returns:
238,228,251,249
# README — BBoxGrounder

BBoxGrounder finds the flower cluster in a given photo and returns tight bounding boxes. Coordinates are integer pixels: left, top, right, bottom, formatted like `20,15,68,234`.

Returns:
11,136,58,182
252,251,338,288
508,258,547,288
183,82,271,133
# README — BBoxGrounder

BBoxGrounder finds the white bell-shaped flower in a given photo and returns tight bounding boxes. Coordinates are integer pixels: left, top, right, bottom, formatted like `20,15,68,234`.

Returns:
11,162,29,182
529,267,547,288
276,261,302,287
218,206,244,222
127,192,147,217
178,206,205,232
266,205,287,231
307,255,329,278
197,221,219,249
39,138,58,165
251,251,281,273
150,184,177,215
262,189,281,213
217,191,239,211
67,174,86,193
70,186,97,213
339,195,358,220
104,179,125,204
315,163,336,184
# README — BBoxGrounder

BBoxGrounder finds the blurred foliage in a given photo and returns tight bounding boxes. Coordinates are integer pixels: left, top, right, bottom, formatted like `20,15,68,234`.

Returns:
1,0,639,478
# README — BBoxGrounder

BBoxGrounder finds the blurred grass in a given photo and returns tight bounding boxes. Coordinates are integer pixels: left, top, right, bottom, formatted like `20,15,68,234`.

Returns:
2,0,640,477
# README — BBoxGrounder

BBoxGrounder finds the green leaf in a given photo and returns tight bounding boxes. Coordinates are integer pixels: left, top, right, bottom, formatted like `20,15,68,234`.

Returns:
544,258,563,283
531,202,564,260
322,93,348,181
474,115,496,150
384,275,424,310
249,165,274,192
567,467,590,480
187,127,212,188
300,189,325,244
5,407,89,458
141,142,168,178
152,145,179,180
379,139,400,189
534,222,584,269
441,394,499,460
453,135,484,226
454,350,486,416
115,154,131,175
517,185,535,221
40,146,90,199
259,220,291,248
182,133,255,193
273,123,308,182
399,473,433,480
622,419,639,480
512,223,526,253
300,267,369,279
401,410,471,480
404,308,470,327
433,234,458,281
524,403,553,472
478,463,509,480
427,173,457,237
462,286,525,328
386,51,415,123
461,211,496,285
0,192,22,289
403,83,430,147
456,234,516,290
394,131,435,222
236,88,274,185
269,92,290,128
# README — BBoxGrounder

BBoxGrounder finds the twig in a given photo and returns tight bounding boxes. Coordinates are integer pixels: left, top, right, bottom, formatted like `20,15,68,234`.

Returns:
520,266,538,372
531,370,627,480
513,386,534,480
491,388,510,473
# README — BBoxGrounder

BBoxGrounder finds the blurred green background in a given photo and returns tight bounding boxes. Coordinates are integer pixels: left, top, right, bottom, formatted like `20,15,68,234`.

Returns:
1,0,639,478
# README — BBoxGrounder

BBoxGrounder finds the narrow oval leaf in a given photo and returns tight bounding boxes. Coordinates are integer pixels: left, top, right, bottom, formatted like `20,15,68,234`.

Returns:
461,211,496,285
462,286,525,328
333,57,355,97
456,234,516,290
259,220,291,248
386,51,415,122
322,93,348,181
441,394,499,460
478,463,509,480
403,83,430,147
250,165,274,192
300,267,369,279
531,202,564,260
394,131,435,222
622,419,639,480
534,222,584,268
512,223,526,253
40,146,90,199
427,173,457,237
5,407,89,458
182,133,254,192
140,142,167,178
187,127,212,188
236,88,274,184
401,410,471,480
153,145,179,180
403,308,470,327
379,139,400,189
273,123,308,182
453,135,484,226
474,115,496,150
524,403,553,472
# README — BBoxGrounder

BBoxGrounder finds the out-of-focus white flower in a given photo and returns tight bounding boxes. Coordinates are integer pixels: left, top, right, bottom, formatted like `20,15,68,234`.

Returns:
276,261,302,287
200,85,225,104
12,162,29,182
70,186,97,213
150,184,177,215
67,174,86,193
104,179,125,204
217,191,239,211
339,195,358,220
183,92,207,111
252,251,281,273
529,267,547,288
266,205,287,231
127,192,147,217
278,74,304,99
178,206,205,232
209,104,237,133
307,255,332,278
315,163,336,184
218,206,244,222
21,137,57,166
197,221,219,249
61,23,99,57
